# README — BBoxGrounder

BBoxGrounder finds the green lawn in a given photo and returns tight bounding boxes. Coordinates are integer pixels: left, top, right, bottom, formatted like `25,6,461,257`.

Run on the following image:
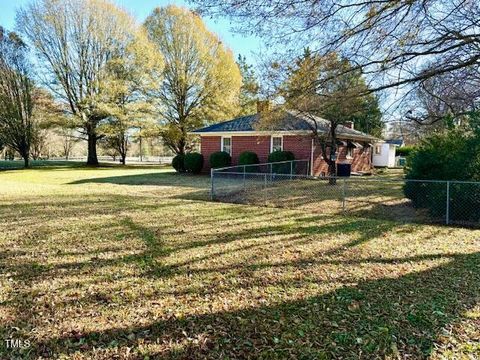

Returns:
0,160,88,170
0,165,479,359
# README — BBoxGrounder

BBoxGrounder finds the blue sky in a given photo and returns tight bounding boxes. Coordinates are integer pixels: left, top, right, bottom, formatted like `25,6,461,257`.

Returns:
0,0,261,61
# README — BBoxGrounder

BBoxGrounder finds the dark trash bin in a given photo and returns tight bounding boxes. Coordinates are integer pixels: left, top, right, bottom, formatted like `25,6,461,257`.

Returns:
337,163,351,177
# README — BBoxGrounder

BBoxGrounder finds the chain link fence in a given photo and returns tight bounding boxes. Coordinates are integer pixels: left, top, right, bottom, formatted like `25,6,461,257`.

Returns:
211,160,480,228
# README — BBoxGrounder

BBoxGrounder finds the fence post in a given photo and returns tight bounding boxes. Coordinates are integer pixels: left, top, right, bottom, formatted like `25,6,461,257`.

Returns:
446,181,450,225
264,173,267,206
243,165,246,192
290,161,293,180
342,178,346,213
210,168,214,201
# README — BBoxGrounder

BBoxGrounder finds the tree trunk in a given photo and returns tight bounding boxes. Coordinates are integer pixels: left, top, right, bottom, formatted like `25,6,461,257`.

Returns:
23,156,29,168
327,160,336,184
121,155,126,165
87,129,99,166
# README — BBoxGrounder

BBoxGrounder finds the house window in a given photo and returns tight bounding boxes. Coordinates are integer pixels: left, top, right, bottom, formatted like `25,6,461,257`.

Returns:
271,136,283,152
347,146,354,158
375,145,382,155
222,137,232,155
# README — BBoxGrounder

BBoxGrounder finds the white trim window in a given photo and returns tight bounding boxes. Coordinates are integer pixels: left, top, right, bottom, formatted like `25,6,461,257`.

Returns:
346,146,354,159
375,145,382,155
271,136,283,153
221,136,232,155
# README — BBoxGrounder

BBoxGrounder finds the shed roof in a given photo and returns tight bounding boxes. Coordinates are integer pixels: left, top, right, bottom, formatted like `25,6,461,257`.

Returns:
385,139,404,146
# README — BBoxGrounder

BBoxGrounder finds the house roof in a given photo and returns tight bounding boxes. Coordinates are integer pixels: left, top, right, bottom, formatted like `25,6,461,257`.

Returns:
192,110,378,141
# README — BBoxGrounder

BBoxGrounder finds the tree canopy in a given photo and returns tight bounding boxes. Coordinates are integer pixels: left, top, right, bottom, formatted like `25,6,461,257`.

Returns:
17,0,157,165
261,51,382,175
237,54,259,116
144,5,242,155
0,27,35,167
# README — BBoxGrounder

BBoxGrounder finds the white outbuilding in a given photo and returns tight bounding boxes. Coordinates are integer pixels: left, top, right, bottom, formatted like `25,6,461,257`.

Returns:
372,139,404,168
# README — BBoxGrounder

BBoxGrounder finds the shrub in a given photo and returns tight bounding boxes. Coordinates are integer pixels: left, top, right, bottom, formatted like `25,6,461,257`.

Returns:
184,152,204,174
404,126,480,223
238,151,259,172
268,150,295,163
238,151,259,165
209,151,231,169
268,150,295,174
396,146,415,157
172,154,185,173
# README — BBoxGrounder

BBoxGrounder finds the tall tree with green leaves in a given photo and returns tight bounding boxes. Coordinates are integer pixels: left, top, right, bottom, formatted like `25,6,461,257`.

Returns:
236,54,259,116
17,0,155,166
98,31,162,165
350,95,383,138
0,27,35,168
144,5,242,155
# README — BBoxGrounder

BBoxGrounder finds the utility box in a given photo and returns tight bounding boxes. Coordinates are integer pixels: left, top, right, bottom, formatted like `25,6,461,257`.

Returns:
337,163,351,177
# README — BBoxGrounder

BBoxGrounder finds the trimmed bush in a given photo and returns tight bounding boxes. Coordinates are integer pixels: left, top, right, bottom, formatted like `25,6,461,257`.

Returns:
268,150,295,163
184,152,204,174
238,151,259,165
209,151,231,169
238,151,259,172
172,154,185,173
268,150,295,174
396,146,415,157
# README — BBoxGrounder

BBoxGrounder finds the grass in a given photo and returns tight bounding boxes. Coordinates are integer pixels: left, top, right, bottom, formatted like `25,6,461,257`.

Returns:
0,160,89,170
0,165,479,359
213,168,477,226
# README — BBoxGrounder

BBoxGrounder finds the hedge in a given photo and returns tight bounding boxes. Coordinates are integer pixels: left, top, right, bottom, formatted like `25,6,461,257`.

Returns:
184,152,204,174
404,127,480,223
396,146,415,157
268,150,295,174
172,154,185,173
209,151,231,169
238,151,259,172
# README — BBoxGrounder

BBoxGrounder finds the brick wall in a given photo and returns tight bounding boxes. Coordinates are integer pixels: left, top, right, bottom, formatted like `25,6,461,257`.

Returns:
200,136,221,171
312,143,373,175
283,135,312,161
231,136,271,164
200,134,373,175
351,146,372,172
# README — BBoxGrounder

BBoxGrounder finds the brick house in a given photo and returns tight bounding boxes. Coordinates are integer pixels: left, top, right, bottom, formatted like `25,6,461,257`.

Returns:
191,108,379,176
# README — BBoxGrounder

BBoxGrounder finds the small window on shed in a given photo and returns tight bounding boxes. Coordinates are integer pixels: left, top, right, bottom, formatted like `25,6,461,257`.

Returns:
271,136,283,152
375,145,382,155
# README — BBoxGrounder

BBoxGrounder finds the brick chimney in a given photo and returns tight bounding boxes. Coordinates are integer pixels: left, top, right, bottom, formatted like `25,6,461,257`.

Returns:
257,100,271,113
344,121,354,129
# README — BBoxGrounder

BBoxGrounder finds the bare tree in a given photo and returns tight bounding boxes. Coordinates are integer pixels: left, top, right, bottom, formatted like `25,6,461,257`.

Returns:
17,0,144,165
192,0,480,122
405,67,480,125
0,27,34,168
57,128,77,160
30,124,47,160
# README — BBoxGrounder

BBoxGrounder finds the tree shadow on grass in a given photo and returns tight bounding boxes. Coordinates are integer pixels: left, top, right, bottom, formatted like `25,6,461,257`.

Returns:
29,251,480,359
69,172,210,189
3,187,478,358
